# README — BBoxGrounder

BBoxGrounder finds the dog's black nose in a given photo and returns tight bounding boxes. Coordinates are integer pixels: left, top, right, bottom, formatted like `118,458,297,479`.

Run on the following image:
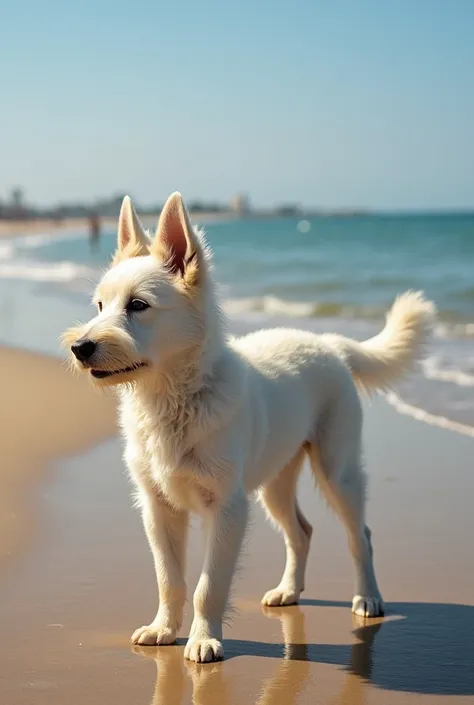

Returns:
71,338,96,362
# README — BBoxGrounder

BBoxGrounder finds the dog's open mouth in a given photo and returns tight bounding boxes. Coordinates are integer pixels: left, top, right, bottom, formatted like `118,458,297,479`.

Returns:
90,362,147,379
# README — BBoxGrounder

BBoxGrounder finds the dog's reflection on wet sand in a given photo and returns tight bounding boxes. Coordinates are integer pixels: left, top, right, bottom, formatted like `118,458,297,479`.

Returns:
133,605,381,705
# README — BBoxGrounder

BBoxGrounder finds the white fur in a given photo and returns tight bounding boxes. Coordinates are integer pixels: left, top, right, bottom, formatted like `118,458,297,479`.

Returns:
65,193,436,662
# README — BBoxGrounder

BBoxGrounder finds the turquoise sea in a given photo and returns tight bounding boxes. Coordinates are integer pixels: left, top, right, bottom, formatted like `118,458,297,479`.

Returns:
1,213,473,433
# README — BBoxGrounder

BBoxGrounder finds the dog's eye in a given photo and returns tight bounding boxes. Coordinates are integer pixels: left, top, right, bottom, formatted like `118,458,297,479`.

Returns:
97,301,103,312
127,299,149,313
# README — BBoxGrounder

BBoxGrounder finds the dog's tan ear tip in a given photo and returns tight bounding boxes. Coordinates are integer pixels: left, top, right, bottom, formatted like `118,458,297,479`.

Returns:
165,192,184,209
121,195,134,211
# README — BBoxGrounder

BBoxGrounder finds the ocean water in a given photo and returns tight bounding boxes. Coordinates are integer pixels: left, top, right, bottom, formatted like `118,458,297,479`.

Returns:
0,214,473,435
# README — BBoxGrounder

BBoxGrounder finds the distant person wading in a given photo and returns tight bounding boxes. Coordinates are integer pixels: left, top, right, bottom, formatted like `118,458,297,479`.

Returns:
89,212,101,252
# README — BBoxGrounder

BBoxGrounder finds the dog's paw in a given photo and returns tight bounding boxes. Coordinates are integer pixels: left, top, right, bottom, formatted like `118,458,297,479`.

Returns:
261,586,300,607
352,594,385,618
131,623,177,646
184,637,224,663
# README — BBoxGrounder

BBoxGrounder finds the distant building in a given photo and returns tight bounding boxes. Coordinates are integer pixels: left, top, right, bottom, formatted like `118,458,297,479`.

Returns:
10,187,26,218
275,204,301,217
11,187,24,208
95,193,129,217
230,193,250,215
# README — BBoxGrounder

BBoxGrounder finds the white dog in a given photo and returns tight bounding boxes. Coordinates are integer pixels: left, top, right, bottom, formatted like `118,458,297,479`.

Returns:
64,193,435,662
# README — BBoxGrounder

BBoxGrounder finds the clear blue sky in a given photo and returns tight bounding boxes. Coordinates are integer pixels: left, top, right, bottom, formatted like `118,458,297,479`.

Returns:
2,0,473,210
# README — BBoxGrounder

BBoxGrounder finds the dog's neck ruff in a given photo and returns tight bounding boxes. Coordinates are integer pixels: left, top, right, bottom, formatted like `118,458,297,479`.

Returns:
126,318,228,440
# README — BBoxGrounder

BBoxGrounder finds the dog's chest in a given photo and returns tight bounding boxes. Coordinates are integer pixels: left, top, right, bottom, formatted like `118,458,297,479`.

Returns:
121,396,215,512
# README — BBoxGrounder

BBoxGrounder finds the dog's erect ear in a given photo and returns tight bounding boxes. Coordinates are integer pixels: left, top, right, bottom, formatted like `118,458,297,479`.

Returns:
151,192,199,279
116,196,149,255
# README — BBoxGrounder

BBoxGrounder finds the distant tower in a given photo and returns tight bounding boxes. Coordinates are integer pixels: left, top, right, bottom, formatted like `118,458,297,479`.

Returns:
11,187,24,208
230,193,250,216
10,187,26,218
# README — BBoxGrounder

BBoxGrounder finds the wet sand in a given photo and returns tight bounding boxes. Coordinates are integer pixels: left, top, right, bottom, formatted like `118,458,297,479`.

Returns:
0,347,116,563
1,352,474,703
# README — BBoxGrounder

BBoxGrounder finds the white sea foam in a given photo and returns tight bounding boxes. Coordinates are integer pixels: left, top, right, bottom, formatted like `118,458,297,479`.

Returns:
12,228,87,250
0,242,15,260
222,295,380,319
0,260,96,283
0,226,92,286
223,295,319,318
422,357,474,387
384,391,474,439
434,322,474,339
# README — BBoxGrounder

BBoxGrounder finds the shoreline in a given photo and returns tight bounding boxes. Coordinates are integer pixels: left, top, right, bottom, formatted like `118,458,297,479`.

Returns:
384,389,474,439
0,211,237,239
1,209,473,436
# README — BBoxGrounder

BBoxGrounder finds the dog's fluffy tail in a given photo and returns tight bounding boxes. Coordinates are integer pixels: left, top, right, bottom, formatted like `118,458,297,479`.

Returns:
324,291,436,394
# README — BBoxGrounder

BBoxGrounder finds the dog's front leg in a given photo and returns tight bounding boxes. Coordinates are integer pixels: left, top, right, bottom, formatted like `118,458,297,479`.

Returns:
131,490,188,646
184,489,248,662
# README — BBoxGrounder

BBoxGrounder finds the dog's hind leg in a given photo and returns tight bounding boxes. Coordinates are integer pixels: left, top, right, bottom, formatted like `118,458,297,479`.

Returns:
307,406,384,617
260,447,313,606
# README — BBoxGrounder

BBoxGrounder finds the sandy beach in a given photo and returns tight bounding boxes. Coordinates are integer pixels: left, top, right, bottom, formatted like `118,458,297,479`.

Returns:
0,348,116,564
0,347,473,704
0,211,234,239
